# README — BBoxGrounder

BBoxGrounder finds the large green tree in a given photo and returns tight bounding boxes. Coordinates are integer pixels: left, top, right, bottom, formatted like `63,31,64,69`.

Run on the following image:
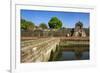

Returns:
21,19,27,30
21,19,35,31
39,23,48,29
26,21,35,30
48,17,62,29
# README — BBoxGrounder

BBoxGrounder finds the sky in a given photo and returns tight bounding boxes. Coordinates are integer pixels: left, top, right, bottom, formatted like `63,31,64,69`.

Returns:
21,9,90,28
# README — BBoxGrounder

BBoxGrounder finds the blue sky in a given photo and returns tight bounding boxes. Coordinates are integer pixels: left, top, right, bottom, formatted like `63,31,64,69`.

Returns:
21,9,90,28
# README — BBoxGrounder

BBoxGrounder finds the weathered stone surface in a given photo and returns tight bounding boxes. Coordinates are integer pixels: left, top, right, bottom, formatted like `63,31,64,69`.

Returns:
72,22,86,37
21,38,60,63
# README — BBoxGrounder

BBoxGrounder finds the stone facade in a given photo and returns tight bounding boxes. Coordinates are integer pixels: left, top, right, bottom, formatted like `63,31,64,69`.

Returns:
73,22,86,37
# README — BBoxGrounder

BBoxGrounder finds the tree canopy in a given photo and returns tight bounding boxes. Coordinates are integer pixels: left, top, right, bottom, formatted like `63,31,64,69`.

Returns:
21,19,35,31
39,23,48,29
48,17,62,29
